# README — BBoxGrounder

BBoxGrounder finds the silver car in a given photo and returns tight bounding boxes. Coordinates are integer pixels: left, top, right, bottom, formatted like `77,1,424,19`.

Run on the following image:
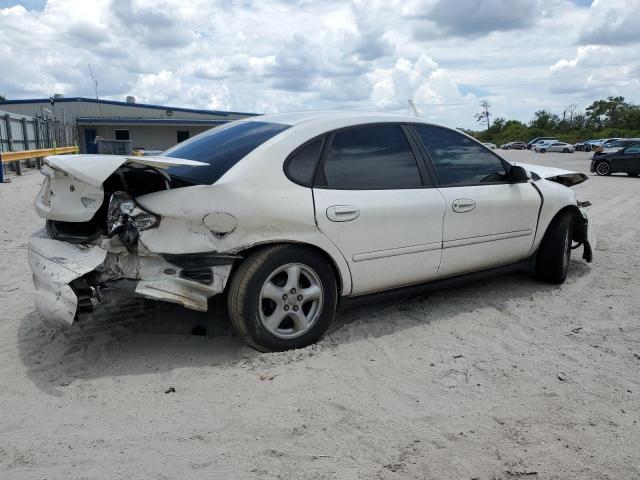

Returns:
537,142,574,153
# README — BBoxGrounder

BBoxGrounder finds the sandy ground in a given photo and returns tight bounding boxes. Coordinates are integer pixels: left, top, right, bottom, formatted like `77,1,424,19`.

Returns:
0,150,639,480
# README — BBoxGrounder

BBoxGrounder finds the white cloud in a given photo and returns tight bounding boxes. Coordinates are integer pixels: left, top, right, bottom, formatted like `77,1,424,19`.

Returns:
579,0,640,46
0,0,639,128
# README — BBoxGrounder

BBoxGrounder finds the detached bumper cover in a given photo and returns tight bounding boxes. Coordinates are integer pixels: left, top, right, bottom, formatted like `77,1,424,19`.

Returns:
579,207,596,263
28,229,107,327
28,230,233,327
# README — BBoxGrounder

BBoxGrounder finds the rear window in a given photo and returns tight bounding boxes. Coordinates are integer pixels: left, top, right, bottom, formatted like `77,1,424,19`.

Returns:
163,121,290,184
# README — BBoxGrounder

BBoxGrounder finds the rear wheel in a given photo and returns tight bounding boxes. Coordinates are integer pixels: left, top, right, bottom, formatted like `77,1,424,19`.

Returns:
563,148,569,153
227,245,338,352
535,212,573,284
595,161,611,176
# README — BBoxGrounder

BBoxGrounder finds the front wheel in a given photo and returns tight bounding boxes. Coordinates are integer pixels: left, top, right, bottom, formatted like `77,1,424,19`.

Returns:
563,148,569,153
595,161,611,176
535,212,573,284
540,148,547,153
227,245,338,352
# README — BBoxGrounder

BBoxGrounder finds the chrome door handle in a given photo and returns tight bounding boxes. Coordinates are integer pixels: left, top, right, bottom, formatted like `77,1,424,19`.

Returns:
326,205,360,222
452,198,476,213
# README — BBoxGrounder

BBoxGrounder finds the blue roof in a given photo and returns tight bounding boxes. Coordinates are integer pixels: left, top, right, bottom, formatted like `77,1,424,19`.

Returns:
0,97,257,117
77,117,231,125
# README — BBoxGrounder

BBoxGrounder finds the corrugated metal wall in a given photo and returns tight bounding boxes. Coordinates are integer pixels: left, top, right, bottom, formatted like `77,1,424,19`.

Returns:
80,124,213,152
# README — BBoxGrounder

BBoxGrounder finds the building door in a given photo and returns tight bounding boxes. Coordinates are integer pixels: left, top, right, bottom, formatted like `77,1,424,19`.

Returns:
84,128,97,154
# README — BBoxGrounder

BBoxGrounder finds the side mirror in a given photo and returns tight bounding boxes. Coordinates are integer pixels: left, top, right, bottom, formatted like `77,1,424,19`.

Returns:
509,165,530,182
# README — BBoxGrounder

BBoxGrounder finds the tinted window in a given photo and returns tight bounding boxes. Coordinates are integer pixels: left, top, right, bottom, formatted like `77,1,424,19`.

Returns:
164,121,290,184
321,125,423,189
286,138,323,186
625,144,640,154
413,125,507,186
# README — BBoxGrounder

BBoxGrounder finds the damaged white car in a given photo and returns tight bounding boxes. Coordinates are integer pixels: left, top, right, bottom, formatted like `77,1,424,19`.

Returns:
29,112,595,351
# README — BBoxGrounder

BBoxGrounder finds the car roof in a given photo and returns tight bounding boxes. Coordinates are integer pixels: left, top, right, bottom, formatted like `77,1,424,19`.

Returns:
252,110,429,127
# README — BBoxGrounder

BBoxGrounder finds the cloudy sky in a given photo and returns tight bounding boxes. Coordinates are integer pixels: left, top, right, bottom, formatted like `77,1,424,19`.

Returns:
0,0,638,128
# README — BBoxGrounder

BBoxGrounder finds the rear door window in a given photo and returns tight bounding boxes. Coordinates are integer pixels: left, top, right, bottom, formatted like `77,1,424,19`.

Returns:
320,124,424,189
164,121,290,184
412,124,507,186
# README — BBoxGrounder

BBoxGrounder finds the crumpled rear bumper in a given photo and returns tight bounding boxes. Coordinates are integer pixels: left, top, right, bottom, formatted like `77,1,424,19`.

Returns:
28,230,233,327
28,229,107,327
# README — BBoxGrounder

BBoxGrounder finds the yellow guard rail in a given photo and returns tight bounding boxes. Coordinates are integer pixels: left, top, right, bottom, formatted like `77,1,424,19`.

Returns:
0,145,79,164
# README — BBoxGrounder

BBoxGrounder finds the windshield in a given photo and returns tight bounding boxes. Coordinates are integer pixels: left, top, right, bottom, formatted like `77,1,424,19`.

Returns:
163,121,290,184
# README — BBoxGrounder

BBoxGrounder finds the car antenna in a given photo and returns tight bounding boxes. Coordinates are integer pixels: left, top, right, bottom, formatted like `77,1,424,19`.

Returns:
408,99,421,117
88,63,105,120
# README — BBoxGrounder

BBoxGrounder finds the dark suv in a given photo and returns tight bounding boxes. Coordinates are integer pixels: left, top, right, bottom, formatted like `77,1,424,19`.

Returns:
590,142,640,176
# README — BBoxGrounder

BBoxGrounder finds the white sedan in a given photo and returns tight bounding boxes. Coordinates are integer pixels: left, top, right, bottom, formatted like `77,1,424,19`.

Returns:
536,141,575,153
29,112,595,351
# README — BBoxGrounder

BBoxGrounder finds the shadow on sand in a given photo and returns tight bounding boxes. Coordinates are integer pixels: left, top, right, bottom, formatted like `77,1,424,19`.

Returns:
18,260,592,395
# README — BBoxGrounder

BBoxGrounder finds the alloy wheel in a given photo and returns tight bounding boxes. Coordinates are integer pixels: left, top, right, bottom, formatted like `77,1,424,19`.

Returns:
259,263,324,339
596,162,610,176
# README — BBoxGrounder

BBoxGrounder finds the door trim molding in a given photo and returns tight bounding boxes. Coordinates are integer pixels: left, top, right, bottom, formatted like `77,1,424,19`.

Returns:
352,242,441,262
443,229,533,249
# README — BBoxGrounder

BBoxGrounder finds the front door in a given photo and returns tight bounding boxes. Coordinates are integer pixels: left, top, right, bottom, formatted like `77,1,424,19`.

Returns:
84,128,97,154
313,124,446,295
411,124,541,278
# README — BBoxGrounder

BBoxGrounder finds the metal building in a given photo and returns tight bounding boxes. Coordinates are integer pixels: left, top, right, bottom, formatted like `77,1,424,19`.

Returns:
0,96,257,154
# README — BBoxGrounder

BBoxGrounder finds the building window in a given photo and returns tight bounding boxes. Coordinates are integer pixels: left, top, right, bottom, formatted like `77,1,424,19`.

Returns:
115,129,130,141
177,130,190,143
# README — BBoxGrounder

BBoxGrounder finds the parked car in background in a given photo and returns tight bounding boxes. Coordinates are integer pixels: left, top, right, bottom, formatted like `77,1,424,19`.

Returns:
527,137,558,149
574,141,589,151
483,142,497,149
537,141,575,153
501,141,526,150
591,142,640,176
592,138,640,155
589,138,621,150
29,111,595,351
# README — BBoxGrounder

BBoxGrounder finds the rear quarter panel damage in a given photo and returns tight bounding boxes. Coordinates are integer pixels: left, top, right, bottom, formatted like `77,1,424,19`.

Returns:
135,140,354,295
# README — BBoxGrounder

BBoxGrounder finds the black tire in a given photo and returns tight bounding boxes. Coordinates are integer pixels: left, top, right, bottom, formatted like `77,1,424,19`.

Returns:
505,146,511,150
535,212,573,284
627,173,639,177
585,145,591,152
563,148,569,153
595,161,611,176
227,244,338,352
540,148,546,153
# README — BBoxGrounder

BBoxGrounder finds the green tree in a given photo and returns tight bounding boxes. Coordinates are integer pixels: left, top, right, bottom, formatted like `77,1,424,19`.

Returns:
585,96,629,129
530,110,560,131
0,94,6,101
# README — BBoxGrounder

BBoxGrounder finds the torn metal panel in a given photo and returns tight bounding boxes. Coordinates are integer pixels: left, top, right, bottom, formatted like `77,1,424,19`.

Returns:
28,229,108,327
29,230,234,326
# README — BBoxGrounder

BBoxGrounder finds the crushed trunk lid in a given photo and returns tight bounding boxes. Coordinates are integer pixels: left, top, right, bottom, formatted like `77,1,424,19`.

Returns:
45,154,207,188
36,154,206,222
512,162,588,187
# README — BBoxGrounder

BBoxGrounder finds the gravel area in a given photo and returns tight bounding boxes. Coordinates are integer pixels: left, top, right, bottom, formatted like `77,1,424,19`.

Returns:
0,150,638,479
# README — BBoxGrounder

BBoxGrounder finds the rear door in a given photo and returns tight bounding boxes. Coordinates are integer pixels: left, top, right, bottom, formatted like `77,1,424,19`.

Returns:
411,125,541,278
312,123,446,295
617,144,640,173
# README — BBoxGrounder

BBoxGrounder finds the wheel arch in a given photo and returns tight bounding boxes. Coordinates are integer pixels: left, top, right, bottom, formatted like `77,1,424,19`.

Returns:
536,204,585,252
229,241,348,298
